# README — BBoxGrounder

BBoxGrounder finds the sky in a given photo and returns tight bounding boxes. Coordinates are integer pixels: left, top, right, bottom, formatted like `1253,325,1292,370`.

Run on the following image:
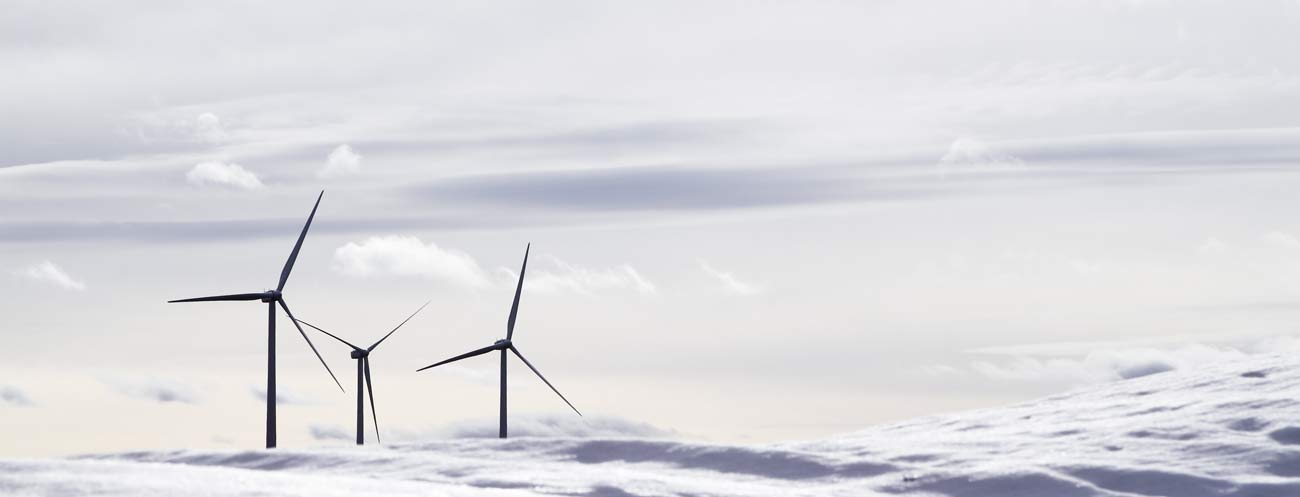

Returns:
5,0,1300,457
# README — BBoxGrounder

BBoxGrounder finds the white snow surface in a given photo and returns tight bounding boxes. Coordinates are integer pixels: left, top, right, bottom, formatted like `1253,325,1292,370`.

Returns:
5,353,1300,496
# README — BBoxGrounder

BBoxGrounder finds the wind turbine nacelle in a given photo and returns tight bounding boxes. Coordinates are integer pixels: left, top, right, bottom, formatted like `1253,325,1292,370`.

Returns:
351,350,368,359
260,291,281,303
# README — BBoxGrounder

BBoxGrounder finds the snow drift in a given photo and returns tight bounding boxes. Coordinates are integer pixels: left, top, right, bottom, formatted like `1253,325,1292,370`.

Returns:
5,353,1300,496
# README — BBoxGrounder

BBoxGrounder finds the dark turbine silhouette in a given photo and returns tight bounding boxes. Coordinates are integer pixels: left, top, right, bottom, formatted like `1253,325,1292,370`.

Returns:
168,191,342,449
417,244,581,438
295,301,429,445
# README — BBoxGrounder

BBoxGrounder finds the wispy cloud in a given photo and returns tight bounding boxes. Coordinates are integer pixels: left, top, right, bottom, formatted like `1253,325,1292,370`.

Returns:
699,261,762,296
250,385,317,405
410,163,889,213
432,365,496,386
506,256,656,296
1,385,35,407
19,260,86,291
106,377,200,404
995,128,1300,168
353,119,752,161
308,424,352,441
185,161,264,190
318,144,362,179
939,339,1288,386
0,215,512,244
120,111,227,147
1197,237,1229,255
193,113,226,143
1263,231,1300,249
332,235,491,288
937,137,1024,177
440,414,675,439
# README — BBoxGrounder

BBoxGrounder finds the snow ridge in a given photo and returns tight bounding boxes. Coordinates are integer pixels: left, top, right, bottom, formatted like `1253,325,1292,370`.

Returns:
5,354,1300,496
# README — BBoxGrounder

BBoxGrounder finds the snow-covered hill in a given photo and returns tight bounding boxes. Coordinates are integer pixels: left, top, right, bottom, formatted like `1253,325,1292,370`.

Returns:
5,353,1300,497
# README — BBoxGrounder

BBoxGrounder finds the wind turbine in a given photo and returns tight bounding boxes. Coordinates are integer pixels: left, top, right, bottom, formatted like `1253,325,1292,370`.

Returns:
295,301,430,445
416,244,581,438
168,190,343,449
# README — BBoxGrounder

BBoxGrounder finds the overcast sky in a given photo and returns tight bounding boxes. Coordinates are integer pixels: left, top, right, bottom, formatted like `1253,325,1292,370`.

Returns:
5,0,1300,456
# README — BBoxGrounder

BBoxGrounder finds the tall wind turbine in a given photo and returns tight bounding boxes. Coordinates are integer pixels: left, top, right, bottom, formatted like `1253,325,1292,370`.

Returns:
416,244,581,438
295,301,429,445
168,191,343,449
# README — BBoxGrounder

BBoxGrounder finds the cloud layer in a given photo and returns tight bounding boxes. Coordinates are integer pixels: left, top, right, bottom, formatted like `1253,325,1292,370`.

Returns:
412,164,883,213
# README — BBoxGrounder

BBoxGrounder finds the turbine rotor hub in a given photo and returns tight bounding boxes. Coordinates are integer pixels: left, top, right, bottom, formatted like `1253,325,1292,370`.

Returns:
260,290,282,303
351,349,368,359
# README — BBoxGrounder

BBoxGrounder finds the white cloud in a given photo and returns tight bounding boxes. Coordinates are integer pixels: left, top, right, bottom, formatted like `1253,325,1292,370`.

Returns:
332,235,491,288
20,260,86,291
318,144,362,179
510,256,656,296
1263,231,1300,249
1,385,35,407
699,261,762,296
186,161,264,190
105,377,200,404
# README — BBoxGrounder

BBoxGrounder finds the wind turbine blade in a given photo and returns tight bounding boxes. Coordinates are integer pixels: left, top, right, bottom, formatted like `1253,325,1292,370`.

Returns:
278,298,345,392
168,292,265,303
506,243,529,340
416,344,498,372
368,300,430,352
277,190,324,293
296,318,362,350
364,358,379,444
509,346,581,416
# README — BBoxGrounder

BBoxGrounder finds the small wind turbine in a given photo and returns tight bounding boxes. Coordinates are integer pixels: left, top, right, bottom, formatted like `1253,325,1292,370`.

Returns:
295,301,430,445
168,190,343,449
416,244,581,438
